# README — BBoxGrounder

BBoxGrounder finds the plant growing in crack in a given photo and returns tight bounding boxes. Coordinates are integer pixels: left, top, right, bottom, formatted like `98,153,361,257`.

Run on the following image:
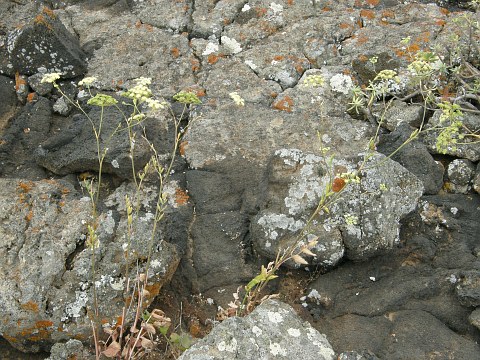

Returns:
41,73,200,359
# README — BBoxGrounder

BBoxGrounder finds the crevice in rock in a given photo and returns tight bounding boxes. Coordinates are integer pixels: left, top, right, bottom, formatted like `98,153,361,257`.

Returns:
65,240,86,271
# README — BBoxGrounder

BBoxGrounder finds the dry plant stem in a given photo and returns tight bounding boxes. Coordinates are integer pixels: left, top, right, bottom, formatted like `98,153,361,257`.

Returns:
91,319,101,359
144,104,189,276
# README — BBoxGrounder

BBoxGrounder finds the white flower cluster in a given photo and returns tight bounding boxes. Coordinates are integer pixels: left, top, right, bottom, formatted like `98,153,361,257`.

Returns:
41,72,61,84
78,76,97,86
122,77,166,110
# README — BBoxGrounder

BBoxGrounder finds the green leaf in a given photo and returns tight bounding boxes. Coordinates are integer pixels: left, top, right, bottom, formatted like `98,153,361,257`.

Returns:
87,94,118,107
173,91,201,105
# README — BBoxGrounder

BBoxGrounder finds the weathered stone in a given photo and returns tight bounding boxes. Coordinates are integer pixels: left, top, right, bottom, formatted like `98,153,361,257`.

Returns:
251,148,423,265
178,300,336,360
469,308,480,331
456,271,480,307
53,97,71,116
194,57,282,106
34,101,152,179
28,73,54,96
446,159,475,194
377,123,444,194
45,339,88,360
130,0,193,32
84,18,195,96
191,0,246,38
190,211,253,293
340,3,447,66
0,178,179,352
0,96,51,178
376,100,424,131
6,8,87,77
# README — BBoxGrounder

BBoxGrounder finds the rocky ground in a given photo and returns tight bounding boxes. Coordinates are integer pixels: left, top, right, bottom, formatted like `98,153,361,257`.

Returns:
0,0,480,359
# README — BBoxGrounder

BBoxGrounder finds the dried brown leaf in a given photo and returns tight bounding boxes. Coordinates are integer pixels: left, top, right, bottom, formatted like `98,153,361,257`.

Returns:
143,322,156,335
141,337,154,350
102,341,120,358
301,247,316,257
292,254,308,265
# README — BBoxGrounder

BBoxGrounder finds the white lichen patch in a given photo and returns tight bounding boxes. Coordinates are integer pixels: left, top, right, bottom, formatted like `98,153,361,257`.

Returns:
203,42,219,56
252,325,263,337
270,342,287,356
217,338,237,352
62,290,88,321
287,328,301,337
257,213,304,240
267,311,284,323
221,36,242,54
329,73,353,95
245,60,258,70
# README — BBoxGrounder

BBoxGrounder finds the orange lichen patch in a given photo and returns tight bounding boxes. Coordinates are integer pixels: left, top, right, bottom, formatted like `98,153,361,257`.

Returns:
272,96,294,112
332,178,346,192
360,9,375,19
35,320,54,328
366,0,380,6
439,7,449,15
207,53,221,65
435,19,446,26
270,92,278,98
171,47,180,58
144,282,162,299
101,318,109,325
115,316,123,327
381,10,395,18
322,7,331,11
189,319,203,338
358,54,369,62
287,0,294,4
33,14,53,30
145,24,153,32
179,141,188,156
339,22,352,29
61,187,70,195
17,181,34,193
190,57,200,72
355,34,369,44
223,18,231,25
273,55,285,61
175,188,189,206
21,301,39,312
25,209,34,222
135,20,142,28
27,92,37,102
15,72,27,91
3,334,17,342
42,6,56,18
416,31,431,44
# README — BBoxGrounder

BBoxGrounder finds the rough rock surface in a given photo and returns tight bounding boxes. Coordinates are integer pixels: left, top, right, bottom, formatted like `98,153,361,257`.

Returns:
6,7,86,78
0,0,479,358
377,123,444,195
0,178,179,352
251,149,423,265
308,194,480,358
179,299,336,360
34,101,153,179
